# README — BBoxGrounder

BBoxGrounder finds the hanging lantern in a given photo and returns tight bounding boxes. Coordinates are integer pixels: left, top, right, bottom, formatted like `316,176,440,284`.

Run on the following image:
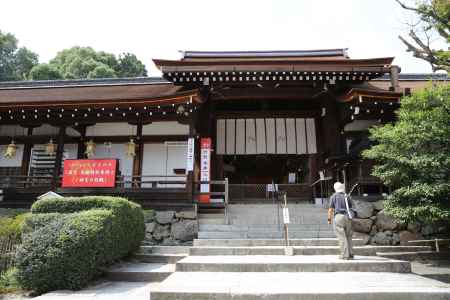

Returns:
4,140,17,159
46,139,57,155
126,138,136,157
85,139,96,158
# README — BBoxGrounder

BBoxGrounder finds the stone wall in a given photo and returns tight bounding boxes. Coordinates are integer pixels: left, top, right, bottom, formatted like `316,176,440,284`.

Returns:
143,210,198,246
351,200,448,245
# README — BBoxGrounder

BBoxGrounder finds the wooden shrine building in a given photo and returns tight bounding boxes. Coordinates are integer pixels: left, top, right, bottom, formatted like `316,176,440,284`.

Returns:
0,49,447,209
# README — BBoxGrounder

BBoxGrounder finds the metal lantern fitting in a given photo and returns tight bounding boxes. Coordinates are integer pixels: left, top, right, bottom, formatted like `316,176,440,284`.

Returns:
46,139,56,155
85,139,96,158
126,138,136,157
177,105,185,114
4,140,17,159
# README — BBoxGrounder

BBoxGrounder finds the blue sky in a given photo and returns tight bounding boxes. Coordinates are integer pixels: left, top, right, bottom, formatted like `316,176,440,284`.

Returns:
1,0,438,75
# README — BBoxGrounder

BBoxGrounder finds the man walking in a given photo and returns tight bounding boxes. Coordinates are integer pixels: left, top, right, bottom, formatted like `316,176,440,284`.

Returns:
327,182,354,260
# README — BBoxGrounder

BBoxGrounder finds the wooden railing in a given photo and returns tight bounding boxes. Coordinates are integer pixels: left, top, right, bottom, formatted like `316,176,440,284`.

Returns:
193,179,229,224
229,183,312,202
0,175,187,190
0,236,20,275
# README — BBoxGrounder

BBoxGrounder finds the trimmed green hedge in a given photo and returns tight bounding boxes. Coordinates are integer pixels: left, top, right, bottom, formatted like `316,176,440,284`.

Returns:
15,196,144,294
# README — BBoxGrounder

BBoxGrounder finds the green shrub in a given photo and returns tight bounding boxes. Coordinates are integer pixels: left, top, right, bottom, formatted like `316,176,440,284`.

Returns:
15,196,144,294
0,213,29,240
0,268,20,294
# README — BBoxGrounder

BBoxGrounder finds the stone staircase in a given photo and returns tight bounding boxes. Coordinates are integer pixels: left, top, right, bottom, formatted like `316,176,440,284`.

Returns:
149,239,450,299
198,203,335,239
104,246,188,282
101,203,450,299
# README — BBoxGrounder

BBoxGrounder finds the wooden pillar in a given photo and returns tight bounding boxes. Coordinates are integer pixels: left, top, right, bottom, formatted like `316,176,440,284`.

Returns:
21,127,34,176
186,116,197,202
132,122,144,187
52,126,66,189
77,125,87,159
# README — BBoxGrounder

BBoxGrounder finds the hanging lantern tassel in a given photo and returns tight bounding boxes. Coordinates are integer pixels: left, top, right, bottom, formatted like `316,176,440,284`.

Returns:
85,139,96,158
46,139,57,155
4,140,17,159
126,138,136,157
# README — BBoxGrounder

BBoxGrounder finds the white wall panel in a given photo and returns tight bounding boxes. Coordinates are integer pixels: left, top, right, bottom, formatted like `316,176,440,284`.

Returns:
286,118,296,154
265,118,276,154
93,143,133,176
0,144,24,167
255,119,266,154
63,144,78,159
306,118,317,154
86,123,136,136
216,119,226,155
296,118,307,154
235,119,246,154
142,121,188,135
0,125,26,137
226,119,236,155
276,118,286,154
245,119,256,154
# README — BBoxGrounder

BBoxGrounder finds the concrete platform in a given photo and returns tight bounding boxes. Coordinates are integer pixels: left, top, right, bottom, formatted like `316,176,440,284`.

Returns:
105,262,174,282
34,281,157,300
175,255,411,273
193,238,365,247
151,272,450,300
189,245,432,256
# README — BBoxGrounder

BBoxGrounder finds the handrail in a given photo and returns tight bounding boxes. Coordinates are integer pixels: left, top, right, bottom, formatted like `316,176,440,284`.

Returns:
193,178,229,225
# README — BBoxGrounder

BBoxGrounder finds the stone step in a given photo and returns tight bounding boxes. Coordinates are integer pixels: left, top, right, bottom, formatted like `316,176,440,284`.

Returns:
151,272,450,300
189,245,432,256
175,255,411,273
198,230,336,239
193,238,366,247
139,245,190,255
198,218,225,225
377,251,442,261
133,253,186,264
105,262,174,282
199,224,333,231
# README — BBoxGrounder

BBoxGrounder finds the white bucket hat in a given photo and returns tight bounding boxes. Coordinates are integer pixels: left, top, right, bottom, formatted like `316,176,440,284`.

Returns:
333,182,345,193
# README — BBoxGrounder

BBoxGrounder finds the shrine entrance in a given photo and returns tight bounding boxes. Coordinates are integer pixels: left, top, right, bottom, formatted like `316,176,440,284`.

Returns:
221,155,313,203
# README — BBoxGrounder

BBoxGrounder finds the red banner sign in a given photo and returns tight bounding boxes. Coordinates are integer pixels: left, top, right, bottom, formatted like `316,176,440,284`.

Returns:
62,159,117,188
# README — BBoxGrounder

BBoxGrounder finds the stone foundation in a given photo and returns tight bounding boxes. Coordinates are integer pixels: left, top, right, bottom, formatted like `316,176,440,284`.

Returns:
143,210,198,246
352,200,448,245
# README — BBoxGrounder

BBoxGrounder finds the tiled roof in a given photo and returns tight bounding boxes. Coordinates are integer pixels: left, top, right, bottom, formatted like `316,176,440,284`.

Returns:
0,77,170,90
181,49,348,59
377,73,448,81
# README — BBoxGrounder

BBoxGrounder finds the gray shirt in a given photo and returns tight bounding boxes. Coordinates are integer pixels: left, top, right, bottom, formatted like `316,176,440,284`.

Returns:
329,192,353,216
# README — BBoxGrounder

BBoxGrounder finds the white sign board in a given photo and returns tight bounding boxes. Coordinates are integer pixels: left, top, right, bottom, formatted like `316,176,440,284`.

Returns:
267,184,278,192
288,173,296,184
283,207,290,224
186,137,195,173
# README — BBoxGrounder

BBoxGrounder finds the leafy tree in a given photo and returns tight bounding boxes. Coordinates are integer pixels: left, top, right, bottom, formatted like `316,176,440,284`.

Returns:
363,84,450,223
88,64,116,79
0,30,38,81
28,64,62,80
116,53,147,77
396,0,449,72
30,47,148,80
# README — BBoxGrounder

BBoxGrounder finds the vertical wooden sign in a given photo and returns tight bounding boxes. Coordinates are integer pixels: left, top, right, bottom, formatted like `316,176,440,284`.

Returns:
199,138,211,203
